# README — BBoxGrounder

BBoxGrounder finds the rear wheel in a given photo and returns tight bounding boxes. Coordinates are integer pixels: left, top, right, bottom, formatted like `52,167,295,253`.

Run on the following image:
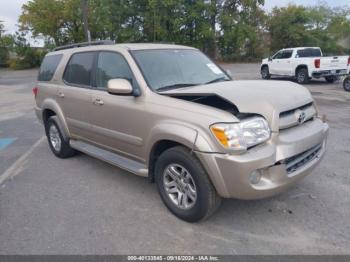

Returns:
261,66,270,79
155,146,221,222
296,68,309,84
45,116,76,158
343,76,350,92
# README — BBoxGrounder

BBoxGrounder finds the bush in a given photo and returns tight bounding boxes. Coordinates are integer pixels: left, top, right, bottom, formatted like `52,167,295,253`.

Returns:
0,47,9,67
8,47,46,70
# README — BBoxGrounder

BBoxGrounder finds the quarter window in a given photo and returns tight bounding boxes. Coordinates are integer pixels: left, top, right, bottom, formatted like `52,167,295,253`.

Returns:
96,52,133,89
38,54,63,81
63,52,95,86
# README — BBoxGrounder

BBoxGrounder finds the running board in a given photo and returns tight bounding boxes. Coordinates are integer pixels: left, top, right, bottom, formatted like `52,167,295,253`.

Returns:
70,140,148,177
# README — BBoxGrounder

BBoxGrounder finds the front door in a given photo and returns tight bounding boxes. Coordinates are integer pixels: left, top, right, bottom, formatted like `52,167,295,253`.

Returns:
88,51,146,161
269,51,283,75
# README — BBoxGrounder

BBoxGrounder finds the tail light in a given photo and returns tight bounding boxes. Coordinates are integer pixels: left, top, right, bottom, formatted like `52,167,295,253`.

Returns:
32,87,39,98
348,56,350,66
314,58,320,69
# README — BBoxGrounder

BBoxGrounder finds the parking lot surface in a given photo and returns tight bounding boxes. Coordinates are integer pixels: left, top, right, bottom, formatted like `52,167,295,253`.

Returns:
0,64,349,254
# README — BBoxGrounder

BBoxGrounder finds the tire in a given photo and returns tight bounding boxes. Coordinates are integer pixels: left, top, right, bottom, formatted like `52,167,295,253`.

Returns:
296,68,309,84
344,76,350,92
45,116,76,158
325,76,336,83
155,146,221,222
261,66,271,79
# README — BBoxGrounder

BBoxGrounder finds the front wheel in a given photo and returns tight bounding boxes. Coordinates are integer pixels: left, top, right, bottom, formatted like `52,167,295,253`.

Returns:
261,66,271,79
296,68,309,84
155,146,221,222
344,76,350,92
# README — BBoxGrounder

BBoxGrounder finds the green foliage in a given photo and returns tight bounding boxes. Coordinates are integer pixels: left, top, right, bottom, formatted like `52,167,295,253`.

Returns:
218,0,267,61
8,31,46,70
0,21,15,66
268,4,350,55
16,0,350,61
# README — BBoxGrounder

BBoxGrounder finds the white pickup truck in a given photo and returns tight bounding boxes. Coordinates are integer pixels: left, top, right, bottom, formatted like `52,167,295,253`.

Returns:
261,47,350,84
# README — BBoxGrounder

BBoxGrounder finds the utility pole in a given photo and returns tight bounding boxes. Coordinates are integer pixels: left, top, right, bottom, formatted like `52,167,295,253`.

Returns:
81,0,91,42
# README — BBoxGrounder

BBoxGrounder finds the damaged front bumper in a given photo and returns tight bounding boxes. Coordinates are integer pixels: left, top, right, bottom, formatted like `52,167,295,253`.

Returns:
195,118,329,199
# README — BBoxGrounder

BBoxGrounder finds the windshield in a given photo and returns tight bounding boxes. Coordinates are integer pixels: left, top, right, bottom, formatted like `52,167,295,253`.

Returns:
131,49,230,91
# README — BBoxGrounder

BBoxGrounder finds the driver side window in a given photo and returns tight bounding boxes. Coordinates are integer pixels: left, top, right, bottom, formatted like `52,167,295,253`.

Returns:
273,51,283,59
96,52,133,90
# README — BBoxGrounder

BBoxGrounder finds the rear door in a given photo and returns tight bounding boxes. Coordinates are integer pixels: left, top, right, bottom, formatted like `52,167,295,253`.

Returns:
58,51,96,139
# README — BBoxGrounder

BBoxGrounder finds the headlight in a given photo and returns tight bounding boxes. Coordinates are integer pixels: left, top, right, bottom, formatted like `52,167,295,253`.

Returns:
210,117,271,151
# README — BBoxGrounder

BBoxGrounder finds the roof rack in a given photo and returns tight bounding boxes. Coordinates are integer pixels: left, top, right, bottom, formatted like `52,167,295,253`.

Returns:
53,40,115,51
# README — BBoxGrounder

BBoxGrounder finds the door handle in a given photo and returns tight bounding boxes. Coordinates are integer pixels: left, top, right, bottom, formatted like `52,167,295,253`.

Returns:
58,92,64,98
93,98,104,105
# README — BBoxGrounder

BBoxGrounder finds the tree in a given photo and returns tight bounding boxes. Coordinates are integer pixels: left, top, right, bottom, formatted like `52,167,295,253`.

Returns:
20,0,66,45
268,5,311,52
268,4,350,55
0,21,15,66
218,0,267,61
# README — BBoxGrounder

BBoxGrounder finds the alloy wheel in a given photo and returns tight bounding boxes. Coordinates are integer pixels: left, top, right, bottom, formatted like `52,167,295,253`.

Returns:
163,164,197,210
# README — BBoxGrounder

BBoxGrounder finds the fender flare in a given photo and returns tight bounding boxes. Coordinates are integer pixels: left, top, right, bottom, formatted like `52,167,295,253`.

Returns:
41,99,70,142
261,64,269,70
295,64,309,76
145,122,215,159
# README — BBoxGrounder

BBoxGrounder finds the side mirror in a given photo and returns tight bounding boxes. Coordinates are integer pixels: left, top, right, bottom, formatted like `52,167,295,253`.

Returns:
107,79,133,95
225,69,232,77
268,56,272,62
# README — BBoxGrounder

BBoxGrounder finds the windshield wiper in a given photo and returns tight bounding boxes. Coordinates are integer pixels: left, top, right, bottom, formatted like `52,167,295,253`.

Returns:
205,76,229,85
156,83,197,92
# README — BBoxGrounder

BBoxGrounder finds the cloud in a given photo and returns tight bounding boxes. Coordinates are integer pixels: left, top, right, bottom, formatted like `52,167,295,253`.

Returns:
0,0,28,33
264,0,350,11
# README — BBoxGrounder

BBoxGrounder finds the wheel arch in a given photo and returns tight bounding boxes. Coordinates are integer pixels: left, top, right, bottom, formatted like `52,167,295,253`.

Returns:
146,123,215,182
41,99,70,141
261,64,269,70
295,64,308,76
148,140,189,182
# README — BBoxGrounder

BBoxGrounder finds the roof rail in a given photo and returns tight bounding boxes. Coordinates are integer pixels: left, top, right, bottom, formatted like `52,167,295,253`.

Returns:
53,40,115,51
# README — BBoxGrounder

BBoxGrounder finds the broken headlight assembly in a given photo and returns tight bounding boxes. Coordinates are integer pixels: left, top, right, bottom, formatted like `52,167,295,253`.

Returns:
210,117,271,151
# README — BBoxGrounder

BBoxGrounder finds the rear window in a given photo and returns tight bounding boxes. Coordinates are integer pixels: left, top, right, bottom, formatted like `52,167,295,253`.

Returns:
63,52,95,86
297,48,322,58
38,54,63,81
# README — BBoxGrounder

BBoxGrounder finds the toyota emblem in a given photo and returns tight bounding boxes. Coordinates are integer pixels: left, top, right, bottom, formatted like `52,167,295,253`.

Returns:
295,109,306,124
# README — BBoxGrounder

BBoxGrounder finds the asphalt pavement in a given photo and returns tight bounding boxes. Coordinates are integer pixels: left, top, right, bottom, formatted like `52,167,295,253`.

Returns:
0,65,349,254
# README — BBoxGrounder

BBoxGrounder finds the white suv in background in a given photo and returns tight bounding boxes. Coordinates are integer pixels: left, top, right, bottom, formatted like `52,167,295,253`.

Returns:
261,47,350,84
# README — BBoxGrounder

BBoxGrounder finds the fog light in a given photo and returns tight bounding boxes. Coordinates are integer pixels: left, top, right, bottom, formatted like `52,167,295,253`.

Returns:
249,170,262,184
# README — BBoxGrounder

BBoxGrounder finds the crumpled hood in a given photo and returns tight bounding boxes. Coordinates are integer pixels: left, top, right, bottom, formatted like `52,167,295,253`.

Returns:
162,80,313,131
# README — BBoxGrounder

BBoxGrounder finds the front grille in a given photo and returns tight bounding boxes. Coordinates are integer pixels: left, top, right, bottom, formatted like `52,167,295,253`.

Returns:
283,144,322,174
279,102,316,130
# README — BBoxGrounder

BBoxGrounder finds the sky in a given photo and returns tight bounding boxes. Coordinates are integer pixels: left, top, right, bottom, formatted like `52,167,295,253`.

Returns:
0,0,349,45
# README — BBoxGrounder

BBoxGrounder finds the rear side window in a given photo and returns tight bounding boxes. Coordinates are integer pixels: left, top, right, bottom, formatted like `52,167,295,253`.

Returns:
63,52,95,86
96,52,133,89
297,48,322,58
38,54,63,81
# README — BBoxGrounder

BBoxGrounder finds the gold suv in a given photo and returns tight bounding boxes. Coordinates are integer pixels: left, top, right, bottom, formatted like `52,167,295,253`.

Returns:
34,41,328,222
